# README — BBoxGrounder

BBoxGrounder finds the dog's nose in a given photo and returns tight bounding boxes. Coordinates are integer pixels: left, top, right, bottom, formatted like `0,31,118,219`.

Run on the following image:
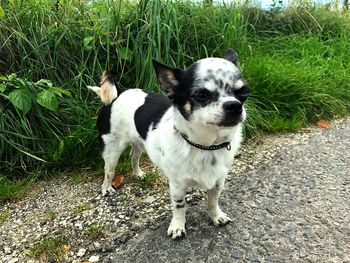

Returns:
223,101,242,114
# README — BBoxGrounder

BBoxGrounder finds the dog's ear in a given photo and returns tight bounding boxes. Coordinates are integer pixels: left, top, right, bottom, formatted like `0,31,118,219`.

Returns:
152,59,183,94
223,48,238,65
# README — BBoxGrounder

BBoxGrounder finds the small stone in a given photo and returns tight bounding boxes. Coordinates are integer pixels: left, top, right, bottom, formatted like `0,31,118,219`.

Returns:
303,228,313,239
251,255,260,262
87,244,96,252
93,242,101,248
77,248,86,257
143,196,156,203
101,245,113,253
102,258,113,263
299,248,307,258
232,250,243,259
89,255,100,262
9,258,19,263
289,234,296,243
4,246,12,255
242,231,250,240
266,205,275,214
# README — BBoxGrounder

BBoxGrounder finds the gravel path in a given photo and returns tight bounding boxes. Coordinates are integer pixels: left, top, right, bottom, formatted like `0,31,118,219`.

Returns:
0,118,349,263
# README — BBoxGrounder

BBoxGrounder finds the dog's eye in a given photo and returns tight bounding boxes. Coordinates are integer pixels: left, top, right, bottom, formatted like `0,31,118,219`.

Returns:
234,85,249,102
193,89,212,102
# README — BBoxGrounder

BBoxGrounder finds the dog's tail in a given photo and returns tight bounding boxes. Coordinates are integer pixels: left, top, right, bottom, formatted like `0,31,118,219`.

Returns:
87,71,118,105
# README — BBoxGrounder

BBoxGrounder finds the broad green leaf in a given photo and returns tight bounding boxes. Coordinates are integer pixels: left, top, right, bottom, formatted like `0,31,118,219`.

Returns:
0,6,4,18
0,83,6,93
36,90,58,112
8,89,32,113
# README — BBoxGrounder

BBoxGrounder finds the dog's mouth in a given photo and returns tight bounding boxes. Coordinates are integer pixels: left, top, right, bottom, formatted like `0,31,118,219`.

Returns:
208,115,243,128
218,120,241,127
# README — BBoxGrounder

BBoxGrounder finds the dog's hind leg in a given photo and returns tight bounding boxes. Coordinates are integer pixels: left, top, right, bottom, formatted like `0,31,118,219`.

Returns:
101,140,127,196
207,179,232,226
130,145,144,178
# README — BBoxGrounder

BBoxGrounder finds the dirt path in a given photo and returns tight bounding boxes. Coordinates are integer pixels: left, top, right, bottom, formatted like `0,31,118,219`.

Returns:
1,118,349,263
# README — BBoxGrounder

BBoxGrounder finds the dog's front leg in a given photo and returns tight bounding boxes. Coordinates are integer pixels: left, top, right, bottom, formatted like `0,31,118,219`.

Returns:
207,179,232,226
167,181,187,239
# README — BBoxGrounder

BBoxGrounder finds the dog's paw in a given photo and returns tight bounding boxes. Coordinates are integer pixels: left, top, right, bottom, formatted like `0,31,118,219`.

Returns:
101,185,116,196
210,212,232,227
167,220,186,240
134,170,144,179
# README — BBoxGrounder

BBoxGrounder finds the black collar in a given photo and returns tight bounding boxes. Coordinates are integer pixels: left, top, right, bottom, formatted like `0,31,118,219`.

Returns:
176,128,231,151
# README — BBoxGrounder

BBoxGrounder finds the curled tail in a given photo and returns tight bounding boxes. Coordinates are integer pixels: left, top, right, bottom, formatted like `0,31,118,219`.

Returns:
87,71,118,105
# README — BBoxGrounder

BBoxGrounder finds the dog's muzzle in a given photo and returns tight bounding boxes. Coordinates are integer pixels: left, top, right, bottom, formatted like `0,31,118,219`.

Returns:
219,101,244,127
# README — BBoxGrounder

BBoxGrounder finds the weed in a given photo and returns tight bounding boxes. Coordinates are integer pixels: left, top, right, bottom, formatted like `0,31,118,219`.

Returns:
0,210,11,222
69,171,94,186
135,171,160,190
83,222,105,240
47,211,56,221
0,175,35,201
72,203,92,214
29,235,69,262
116,194,129,203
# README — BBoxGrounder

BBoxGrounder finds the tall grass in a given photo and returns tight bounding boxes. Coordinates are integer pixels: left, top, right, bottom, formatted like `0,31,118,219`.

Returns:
0,0,350,184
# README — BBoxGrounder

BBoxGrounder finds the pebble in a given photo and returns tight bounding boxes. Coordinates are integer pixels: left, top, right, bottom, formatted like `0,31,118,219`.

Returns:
3,246,12,255
143,196,156,203
89,255,100,262
232,250,243,259
77,248,86,257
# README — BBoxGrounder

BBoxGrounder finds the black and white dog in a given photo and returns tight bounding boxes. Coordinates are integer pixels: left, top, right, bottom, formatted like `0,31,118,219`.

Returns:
88,49,249,239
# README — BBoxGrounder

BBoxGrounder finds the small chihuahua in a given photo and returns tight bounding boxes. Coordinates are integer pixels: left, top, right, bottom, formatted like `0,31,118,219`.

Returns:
88,49,249,239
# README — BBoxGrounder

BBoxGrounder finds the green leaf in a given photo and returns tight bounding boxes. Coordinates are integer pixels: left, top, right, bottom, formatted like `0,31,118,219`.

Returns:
0,6,4,18
0,83,6,93
35,79,53,88
83,36,94,50
118,47,131,61
49,87,72,98
8,89,32,113
8,73,17,81
36,90,58,112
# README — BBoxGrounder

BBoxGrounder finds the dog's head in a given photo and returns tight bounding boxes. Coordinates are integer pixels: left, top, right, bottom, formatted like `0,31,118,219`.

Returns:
153,49,248,128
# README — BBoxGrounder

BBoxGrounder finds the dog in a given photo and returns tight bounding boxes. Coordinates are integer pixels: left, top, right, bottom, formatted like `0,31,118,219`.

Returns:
88,49,249,239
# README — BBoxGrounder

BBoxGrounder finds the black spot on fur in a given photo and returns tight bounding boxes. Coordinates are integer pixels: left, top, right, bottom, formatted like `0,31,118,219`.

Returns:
216,69,224,76
175,199,184,203
234,84,249,103
176,204,185,208
170,63,198,120
97,100,116,151
134,93,171,140
156,146,165,156
211,156,217,166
